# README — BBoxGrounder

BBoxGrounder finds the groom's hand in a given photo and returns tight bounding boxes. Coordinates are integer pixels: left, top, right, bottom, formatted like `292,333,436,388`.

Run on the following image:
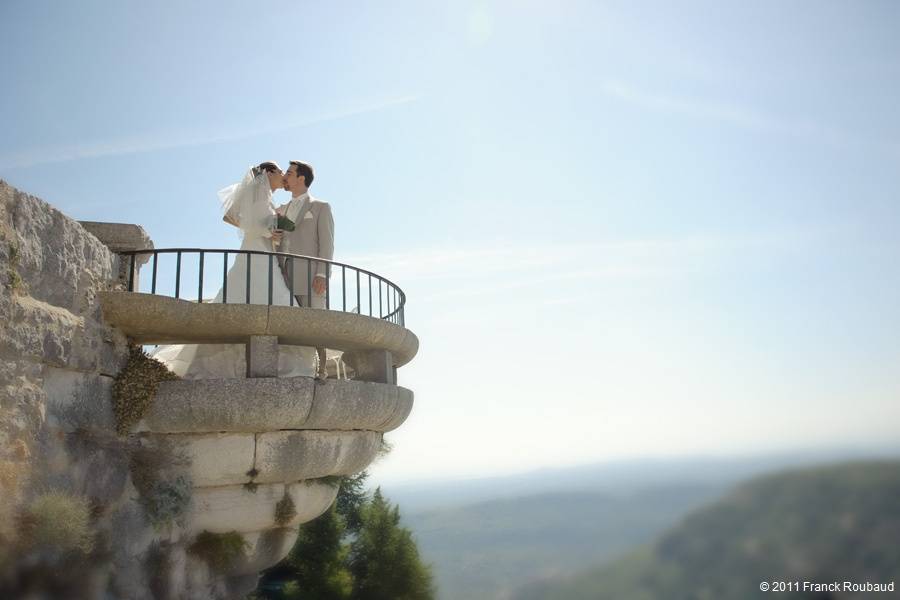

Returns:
313,276,326,295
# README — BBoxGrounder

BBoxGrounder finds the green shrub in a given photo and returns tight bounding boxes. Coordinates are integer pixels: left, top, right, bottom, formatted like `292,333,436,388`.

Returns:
20,491,94,554
112,345,179,434
143,476,191,529
282,580,302,599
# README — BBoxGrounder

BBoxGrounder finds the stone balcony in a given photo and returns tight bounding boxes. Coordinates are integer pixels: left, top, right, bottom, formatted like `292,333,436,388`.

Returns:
89,230,420,581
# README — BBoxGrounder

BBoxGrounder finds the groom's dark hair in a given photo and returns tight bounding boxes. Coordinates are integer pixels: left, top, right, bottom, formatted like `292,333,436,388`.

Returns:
289,160,315,187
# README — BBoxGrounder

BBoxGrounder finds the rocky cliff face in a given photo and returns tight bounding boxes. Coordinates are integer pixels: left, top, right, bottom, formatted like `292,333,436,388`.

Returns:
0,180,415,599
0,180,239,598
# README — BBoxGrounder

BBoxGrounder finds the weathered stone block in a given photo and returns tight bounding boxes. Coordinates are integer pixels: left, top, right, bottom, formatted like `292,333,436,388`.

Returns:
254,430,382,484
171,433,256,487
62,432,131,510
78,221,153,254
189,481,337,534
246,335,278,378
306,379,414,432
143,377,316,433
3,183,115,312
231,528,300,575
42,367,116,431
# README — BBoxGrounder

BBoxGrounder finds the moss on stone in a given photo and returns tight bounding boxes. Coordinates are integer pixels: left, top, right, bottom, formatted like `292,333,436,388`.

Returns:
188,531,248,573
6,240,25,294
316,475,343,489
274,492,297,526
112,345,179,435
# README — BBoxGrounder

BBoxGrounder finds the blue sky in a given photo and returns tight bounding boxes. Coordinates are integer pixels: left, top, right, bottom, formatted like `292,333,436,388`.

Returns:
2,0,899,483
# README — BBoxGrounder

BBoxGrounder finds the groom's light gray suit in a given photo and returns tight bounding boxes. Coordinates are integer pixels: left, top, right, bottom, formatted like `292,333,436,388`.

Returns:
279,192,334,305
278,191,334,379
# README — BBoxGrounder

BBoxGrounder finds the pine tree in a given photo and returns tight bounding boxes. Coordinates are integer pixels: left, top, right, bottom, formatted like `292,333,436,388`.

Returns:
348,488,435,600
256,473,436,599
282,504,352,600
336,471,369,536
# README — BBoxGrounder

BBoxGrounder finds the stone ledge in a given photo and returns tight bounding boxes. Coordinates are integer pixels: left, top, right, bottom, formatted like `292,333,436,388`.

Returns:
305,379,413,431
141,376,413,434
147,430,382,487
98,291,419,366
78,221,153,254
139,377,316,433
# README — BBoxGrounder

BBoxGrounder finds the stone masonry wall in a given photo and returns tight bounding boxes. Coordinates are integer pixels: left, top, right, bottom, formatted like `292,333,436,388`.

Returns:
0,180,141,595
0,180,127,535
0,181,220,599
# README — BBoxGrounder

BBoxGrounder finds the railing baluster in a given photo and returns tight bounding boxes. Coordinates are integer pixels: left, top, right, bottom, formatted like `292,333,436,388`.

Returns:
307,260,312,309
175,252,181,299
198,251,204,303
356,269,360,315
245,251,251,304
151,252,158,294
342,265,346,312
223,252,228,304
325,264,330,310
368,274,373,317
379,278,383,318
268,254,274,305
288,257,294,307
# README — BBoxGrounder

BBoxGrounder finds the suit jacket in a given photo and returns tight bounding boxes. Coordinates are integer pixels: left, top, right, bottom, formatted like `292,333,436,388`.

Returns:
278,196,335,297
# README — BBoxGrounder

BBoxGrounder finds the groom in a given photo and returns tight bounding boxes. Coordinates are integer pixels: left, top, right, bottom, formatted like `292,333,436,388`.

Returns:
272,160,334,379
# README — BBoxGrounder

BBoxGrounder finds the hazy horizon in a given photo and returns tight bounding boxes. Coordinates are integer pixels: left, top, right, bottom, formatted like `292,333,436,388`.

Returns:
3,1,898,486
373,440,900,488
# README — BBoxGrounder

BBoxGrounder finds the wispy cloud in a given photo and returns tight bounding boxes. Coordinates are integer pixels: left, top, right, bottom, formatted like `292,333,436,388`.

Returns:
600,80,862,149
345,229,819,302
0,95,420,171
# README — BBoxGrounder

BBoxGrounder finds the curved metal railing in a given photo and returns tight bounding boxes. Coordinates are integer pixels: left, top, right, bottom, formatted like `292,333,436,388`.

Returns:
121,248,405,326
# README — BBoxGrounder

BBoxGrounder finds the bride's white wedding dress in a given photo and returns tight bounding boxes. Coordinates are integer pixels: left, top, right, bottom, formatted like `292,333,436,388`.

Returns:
151,169,316,378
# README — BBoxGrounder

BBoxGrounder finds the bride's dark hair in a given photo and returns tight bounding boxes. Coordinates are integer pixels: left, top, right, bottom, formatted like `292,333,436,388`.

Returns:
252,161,281,178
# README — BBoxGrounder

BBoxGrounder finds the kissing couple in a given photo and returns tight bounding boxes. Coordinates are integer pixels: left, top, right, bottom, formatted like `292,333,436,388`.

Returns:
152,160,334,380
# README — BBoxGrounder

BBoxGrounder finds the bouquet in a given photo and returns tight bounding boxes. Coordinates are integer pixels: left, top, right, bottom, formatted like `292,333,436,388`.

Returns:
275,214,296,231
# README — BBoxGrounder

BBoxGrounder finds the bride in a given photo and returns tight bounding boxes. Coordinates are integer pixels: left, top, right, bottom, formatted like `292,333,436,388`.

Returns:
151,162,317,378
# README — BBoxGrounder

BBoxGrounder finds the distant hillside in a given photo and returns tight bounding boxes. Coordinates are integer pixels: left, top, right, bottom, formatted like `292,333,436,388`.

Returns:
404,483,727,600
386,447,900,512
512,461,900,600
